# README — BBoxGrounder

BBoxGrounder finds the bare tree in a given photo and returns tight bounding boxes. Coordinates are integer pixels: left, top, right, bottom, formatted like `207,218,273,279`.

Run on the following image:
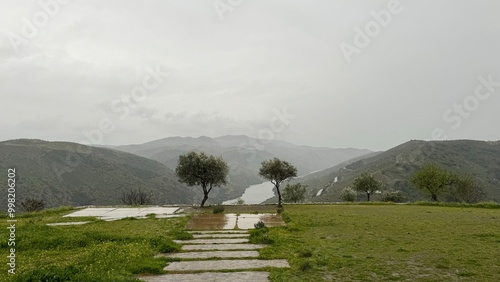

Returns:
120,189,152,205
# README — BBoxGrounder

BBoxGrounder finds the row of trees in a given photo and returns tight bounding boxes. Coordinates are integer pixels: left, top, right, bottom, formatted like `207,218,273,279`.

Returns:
133,150,484,207
344,163,484,203
175,151,300,207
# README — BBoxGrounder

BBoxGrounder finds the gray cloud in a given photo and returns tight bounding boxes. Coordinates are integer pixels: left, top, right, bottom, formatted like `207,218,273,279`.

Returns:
1,0,499,151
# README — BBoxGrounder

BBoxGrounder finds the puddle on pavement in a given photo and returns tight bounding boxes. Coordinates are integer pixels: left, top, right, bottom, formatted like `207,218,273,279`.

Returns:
186,214,228,230
186,213,286,230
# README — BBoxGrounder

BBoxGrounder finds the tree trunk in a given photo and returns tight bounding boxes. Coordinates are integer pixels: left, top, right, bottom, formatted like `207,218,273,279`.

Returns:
276,185,282,207
367,192,370,202
431,194,438,202
200,193,209,207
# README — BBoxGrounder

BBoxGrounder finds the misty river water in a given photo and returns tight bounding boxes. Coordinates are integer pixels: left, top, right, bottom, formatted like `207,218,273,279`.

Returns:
222,181,276,205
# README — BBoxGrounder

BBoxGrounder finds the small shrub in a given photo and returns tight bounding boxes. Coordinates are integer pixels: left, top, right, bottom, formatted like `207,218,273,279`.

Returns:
212,205,225,214
158,241,181,253
300,261,312,271
149,236,181,253
380,190,404,202
254,220,266,229
299,249,313,258
231,198,245,205
249,226,274,244
120,189,152,205
340,187,357,202
20,198,45,212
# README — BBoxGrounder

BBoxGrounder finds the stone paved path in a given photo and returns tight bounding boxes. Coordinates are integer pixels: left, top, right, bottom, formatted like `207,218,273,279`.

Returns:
164,259,290,271
181,243,265,251
174,238,249,244
141,271,270,282
140,229,289,282
161,250,259,259
192,233,249,238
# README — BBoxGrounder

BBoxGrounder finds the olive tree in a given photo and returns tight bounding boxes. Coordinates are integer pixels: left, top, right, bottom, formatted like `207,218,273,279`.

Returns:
340,187,357,202
283,183,307,203
175,151,229,207
449,173,485,203
259,158,297,207
410,163,452,201
353,173,381,202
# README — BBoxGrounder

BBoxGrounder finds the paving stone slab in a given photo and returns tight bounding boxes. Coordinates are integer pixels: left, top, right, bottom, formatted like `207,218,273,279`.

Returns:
164,259,290,271
46,221,89,226
192,234,249,239
64,207,181,220
161,250,260,259
174,238,249,244
63,208,116,217
182,244,265,251
140,271,269,282
188,230,249,234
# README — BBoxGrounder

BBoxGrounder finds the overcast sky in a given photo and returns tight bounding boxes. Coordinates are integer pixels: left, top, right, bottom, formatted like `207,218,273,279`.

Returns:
1,0,499,151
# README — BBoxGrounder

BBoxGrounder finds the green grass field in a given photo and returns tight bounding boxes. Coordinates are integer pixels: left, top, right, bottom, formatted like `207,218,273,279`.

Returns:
1,204,499,281
262,205,500,281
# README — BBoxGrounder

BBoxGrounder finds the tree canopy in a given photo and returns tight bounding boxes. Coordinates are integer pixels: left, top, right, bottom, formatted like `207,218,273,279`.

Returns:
175,151,229,207
410,163,452,201
283,183,307,203
448,173,485,203
259,157,297,207
353,173,381,201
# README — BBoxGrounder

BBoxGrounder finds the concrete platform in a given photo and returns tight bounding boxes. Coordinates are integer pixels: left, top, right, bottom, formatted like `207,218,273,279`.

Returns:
140,271,270,282
162,250,259,259
186,213,285,230
174,238,249,244
63,207,181,221
192,234,249,238
164,259,290,271
182,244,265,251
188,230,249,234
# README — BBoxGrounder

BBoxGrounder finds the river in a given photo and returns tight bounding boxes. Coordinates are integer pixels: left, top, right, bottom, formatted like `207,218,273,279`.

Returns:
222,181,276,205
223,170,322,205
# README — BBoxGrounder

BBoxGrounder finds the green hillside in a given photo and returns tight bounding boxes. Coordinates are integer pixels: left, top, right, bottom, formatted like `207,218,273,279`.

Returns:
285,140,500,203
0,139,200,209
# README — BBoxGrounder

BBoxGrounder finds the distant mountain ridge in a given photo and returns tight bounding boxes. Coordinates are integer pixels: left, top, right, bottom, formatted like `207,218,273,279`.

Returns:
291,140,500,203
110,135,373,201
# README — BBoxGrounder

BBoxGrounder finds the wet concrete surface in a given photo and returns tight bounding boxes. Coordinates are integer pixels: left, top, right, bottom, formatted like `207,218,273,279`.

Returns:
140,271,270,282
161,250,260,259
182,244,265,251
64,207,181,221
174,238,249,244
164,259,290,271
186,213,285,230
192,233,249,238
